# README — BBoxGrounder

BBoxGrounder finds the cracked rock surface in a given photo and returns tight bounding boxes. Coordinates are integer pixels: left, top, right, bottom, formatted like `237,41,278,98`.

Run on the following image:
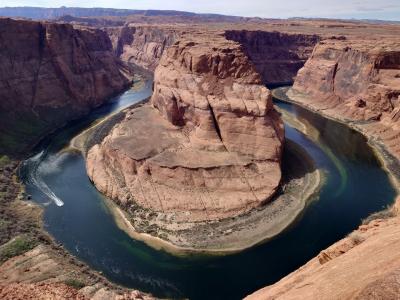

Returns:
87,35,284,223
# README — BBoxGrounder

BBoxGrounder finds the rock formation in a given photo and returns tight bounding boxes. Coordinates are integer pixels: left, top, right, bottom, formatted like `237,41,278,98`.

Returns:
107,25,178,71
108,25,320,85
0,245,155,299
225,30,320,84
0,18,133,155
290,38,400,159
0,283,86,300
0,283,153,300
248,36,400,299
87,34,284,224
246,197,400,300
293,39,400,122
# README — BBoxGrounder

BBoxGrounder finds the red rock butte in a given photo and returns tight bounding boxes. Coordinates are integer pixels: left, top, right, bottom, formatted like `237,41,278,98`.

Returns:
87,34,285,223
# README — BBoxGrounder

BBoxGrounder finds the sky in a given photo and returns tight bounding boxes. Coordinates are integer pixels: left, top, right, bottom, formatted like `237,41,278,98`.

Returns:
1,0,400,20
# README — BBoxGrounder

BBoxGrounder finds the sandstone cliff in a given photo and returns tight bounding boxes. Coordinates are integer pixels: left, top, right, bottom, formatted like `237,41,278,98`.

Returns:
225,30,320,84
246,197,400,300
291,38,400,159
107,25,179,71
87,34,284,225
110,26,319,85
247,37,400,300
0,18,132,155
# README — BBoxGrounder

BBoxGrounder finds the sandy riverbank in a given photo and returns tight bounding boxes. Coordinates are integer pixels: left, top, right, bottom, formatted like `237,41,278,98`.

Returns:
103,161,322,256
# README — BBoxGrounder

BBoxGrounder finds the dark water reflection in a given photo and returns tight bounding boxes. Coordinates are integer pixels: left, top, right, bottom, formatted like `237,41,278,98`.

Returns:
19,85,396,300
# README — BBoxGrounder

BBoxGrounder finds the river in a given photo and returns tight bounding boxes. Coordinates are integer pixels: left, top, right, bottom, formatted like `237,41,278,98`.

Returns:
19,75,396,300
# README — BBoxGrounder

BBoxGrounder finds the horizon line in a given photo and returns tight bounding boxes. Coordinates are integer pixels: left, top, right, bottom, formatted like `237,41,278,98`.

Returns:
0,5,399,22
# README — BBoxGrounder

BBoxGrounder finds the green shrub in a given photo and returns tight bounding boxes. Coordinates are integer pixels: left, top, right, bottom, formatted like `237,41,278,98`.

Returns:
64,278,86,289
0,156,10,168
0,219,10,231
0,235,37,263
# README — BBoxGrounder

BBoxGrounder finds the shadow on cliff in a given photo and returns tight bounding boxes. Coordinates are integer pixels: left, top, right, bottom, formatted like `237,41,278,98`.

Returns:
281,139,317,183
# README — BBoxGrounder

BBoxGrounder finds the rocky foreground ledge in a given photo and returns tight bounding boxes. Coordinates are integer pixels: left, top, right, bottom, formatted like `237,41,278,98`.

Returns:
0,158,154,300
86,33,286,251
246,197,400,300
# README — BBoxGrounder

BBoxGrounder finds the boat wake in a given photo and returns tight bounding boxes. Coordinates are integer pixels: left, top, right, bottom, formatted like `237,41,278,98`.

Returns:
22,150,65,207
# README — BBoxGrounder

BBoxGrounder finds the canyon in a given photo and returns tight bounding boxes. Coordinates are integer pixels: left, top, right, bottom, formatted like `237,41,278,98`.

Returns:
252,32,400,299
74,19,400,297
0,8,400,300
109,24,320,83
224,30,320,84
0,17,133,156
82,22,334,251
86,17,400,296
107,25,178,71
289,37,400,163
86,33,286,249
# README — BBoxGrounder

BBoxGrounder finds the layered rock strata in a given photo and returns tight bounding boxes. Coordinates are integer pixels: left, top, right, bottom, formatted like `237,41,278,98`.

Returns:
107,25,179,71
0,18,132,155
290,38,400,160
109,26,320,85
87,35,284,225
225,30,320,84
248,37,400,299
246,197,400,300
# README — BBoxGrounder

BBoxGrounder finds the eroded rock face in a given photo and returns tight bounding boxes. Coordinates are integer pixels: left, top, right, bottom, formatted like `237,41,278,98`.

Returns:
247,38,400,300
293,39,400,120
110,26,320,85
0,18,132,155
0,283,85,300
108,25,179,71
87,35,284,223
291,38,400,159
225,30,320,84
246,197,400,300
0,246,155,300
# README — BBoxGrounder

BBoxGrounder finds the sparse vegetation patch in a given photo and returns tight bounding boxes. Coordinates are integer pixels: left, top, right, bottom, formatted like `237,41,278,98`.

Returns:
0,234,38,263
